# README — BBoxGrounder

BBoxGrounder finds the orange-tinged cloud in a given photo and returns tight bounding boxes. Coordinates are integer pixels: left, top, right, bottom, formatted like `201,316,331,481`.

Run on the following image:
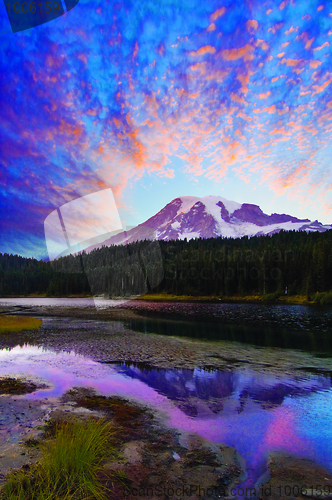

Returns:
190,62,206,74
220,44,254,61
285,26,298,35
207,23,216,31
256,39,269,51
189,45,216,57
274,165,310,192
230,93,247,104
279,0,287,10
269,22,284,34
163,168,175,178
269,126,288,135
277,52,285,58
317,4,324,11
314,41,330,51
312,78,332,95
236,71,252,94
259,91,271,99
157,44,165,55
305,37,314,49
280,58,302,66
133,41,139,61
78,54,88,64
295,31,314,50
310,60,322,68
264,104,277,114
210,7,226,22
246,20,259,32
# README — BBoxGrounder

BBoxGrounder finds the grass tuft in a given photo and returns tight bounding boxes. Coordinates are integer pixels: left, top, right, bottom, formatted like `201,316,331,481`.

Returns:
0,315,42,334
1,418,119,500
313,291,332,304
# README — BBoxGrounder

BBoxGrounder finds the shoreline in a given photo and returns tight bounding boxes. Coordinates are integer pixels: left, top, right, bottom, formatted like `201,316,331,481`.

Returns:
1,312,332,496
0,293,324,306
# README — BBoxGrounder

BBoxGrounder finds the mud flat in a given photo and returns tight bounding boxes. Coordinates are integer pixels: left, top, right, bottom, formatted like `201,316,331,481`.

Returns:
1,381,332,499
0,315,331,380
0,301,332,497
259,453,332,500
0,383,246,499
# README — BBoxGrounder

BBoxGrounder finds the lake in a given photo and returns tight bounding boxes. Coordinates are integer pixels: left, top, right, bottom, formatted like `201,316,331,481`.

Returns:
0,298,332,493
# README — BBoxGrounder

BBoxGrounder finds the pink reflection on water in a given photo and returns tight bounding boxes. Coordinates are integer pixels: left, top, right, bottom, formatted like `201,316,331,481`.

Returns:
263,406,310,452
0,344,331,490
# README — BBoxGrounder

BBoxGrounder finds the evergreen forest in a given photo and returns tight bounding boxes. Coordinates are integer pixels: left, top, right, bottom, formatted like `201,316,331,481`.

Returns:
1,229,332,302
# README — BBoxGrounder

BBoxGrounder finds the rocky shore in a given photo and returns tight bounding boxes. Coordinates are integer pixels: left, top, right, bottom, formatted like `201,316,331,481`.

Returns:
1,303,332,498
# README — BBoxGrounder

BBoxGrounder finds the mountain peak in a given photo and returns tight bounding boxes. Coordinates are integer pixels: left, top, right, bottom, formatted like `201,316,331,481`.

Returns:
82,195,332,253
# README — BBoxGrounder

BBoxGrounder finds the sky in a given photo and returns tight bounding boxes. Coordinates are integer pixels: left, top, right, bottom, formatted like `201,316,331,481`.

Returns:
1,0,332,259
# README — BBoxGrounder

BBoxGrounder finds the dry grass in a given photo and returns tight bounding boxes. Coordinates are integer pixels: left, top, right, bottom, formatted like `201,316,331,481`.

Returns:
0,315,42,334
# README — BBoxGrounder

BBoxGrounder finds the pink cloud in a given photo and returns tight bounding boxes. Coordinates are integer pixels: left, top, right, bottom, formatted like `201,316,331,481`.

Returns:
210,7,226,22
207,23,216,31
269,22,284,34
280,57,303,66
189,46,216,57
246,20,259,33
220,44,254,61
284,25,298,35
310,60,322,68
313,41,330,51
132,41,139,61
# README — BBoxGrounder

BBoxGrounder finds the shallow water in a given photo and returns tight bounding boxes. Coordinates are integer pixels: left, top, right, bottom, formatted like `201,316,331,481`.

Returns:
0,343,331,489
0,297,127,309
1,298,332,490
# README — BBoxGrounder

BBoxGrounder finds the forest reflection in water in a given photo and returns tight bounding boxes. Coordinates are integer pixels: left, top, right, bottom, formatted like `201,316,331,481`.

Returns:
126,316,332,355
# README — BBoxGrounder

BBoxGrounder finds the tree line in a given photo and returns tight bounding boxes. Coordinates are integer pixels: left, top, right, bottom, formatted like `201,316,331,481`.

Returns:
0,229,331,300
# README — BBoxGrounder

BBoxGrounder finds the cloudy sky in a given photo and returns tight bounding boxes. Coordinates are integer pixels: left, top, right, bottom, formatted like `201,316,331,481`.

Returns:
1,0,332,258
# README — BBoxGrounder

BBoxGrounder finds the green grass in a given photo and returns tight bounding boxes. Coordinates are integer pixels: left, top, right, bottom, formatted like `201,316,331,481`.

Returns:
1,418,119,500
0,315,42,334
138,292,317,304
312,291,332,304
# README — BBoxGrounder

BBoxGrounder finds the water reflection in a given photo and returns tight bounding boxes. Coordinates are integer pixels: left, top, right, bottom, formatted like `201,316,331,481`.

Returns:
0,297,127,309
111,361,332,416
127,317,332,354
0,344,331,488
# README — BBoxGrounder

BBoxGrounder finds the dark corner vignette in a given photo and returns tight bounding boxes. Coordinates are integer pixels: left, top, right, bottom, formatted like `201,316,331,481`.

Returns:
4,0,79,33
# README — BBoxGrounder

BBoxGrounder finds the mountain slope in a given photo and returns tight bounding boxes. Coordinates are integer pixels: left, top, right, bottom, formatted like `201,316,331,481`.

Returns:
83,195,332,252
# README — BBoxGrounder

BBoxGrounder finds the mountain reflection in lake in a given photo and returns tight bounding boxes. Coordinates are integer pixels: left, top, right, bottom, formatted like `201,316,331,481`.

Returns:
0,344,331,487
108,361,332,416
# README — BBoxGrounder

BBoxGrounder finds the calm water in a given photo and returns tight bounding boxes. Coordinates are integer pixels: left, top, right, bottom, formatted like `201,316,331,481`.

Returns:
0,297,127,309
1,298,332,491
1,297,332,345
0,344,331,490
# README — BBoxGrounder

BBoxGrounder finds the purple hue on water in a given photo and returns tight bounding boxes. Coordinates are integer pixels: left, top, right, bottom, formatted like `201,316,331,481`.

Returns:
0,344,331,489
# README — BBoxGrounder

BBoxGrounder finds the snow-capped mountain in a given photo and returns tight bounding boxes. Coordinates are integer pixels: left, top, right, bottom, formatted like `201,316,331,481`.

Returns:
83,195,332,252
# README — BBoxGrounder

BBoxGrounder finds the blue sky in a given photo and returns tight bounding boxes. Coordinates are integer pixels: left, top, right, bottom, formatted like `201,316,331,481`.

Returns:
1,0,332,258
